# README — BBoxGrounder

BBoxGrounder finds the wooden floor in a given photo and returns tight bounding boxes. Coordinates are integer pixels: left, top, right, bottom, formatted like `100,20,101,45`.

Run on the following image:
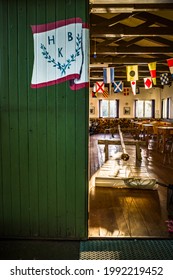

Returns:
88,133,173,238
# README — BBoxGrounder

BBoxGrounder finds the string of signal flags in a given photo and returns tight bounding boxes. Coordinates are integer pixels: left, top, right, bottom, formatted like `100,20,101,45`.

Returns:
91,58,173,97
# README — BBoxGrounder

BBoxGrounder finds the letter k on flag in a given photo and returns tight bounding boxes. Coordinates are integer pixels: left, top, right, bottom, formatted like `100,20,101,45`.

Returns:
31,18,89,90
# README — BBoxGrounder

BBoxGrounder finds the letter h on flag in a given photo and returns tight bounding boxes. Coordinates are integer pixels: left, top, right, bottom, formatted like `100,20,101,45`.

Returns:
103,67,114,84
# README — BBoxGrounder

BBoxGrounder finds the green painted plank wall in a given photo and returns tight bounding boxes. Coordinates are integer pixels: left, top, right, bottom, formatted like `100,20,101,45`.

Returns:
0,0,89,239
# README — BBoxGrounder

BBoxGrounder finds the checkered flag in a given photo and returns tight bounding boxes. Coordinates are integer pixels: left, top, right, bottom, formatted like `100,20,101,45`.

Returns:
160,73,169,85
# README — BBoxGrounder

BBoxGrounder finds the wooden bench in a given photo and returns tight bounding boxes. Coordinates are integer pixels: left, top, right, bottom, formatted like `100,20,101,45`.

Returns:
98,139,146,161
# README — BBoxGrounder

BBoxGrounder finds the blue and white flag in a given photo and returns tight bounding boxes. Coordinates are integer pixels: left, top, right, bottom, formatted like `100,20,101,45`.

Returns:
31,18,89,90
103,67,114,84
160,73,169,85
113,81,123,93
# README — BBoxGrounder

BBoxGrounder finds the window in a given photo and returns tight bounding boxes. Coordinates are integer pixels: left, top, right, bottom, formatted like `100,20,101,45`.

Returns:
99,100,119,118
135,100,155,118
162,98,171,119
162,99,167,118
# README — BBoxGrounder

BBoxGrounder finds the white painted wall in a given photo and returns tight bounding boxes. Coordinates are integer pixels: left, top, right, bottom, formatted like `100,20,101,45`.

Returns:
89,86,162,118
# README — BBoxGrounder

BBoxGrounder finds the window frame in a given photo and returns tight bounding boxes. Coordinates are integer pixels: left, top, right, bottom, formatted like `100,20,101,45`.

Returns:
161,97,171,119
99,99,119,118
135,99,155,118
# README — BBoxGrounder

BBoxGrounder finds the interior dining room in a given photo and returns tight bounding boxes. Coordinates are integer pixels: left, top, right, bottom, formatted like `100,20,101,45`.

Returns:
88,0,173,239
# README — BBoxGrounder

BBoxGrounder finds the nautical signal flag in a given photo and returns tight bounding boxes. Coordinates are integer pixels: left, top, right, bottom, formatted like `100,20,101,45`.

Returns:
160,73,169,85
123,88,130,96
103,67,114,84
113,81,123,93
167,58,173,77
131,81,136,95
92,91,97,98
95,81,104,93
148,62,156,85
102,90,109,98
126,65,138,81
144,77,152,89
92,83,97,97
92,83,96,93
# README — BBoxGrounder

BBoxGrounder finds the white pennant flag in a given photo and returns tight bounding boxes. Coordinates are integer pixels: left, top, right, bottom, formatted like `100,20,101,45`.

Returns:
131,81,136,95
31,18,89,90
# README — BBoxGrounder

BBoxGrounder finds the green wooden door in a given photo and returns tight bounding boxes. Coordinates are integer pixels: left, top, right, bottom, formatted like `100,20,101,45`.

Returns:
0,0,89,239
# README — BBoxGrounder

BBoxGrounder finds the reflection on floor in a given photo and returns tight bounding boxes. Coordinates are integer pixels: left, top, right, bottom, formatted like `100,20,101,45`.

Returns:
89,133,173,238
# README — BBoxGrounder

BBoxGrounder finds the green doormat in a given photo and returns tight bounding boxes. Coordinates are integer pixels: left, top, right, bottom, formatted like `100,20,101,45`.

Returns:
80,239,173,260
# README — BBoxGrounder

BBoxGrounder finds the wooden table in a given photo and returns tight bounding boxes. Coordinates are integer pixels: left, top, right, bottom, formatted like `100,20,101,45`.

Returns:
157,126,173,152
98,139,146,161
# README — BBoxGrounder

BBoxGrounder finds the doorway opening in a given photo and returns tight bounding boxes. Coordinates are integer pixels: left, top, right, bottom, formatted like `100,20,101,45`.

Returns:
88,1,173,238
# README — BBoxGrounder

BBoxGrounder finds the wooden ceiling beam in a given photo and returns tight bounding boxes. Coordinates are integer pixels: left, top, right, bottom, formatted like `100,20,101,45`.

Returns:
90,56,169,64
134,11,173,27
96,37,143,48
89,5,173,87
90,46,173,54
91,26,173,36
141,36,173,47
98,13,137,27
89,14,106,25
91,35,173,49
90,3,173,13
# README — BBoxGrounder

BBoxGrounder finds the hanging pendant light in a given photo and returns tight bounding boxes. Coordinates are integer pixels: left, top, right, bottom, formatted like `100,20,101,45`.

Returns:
93,38,97,58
